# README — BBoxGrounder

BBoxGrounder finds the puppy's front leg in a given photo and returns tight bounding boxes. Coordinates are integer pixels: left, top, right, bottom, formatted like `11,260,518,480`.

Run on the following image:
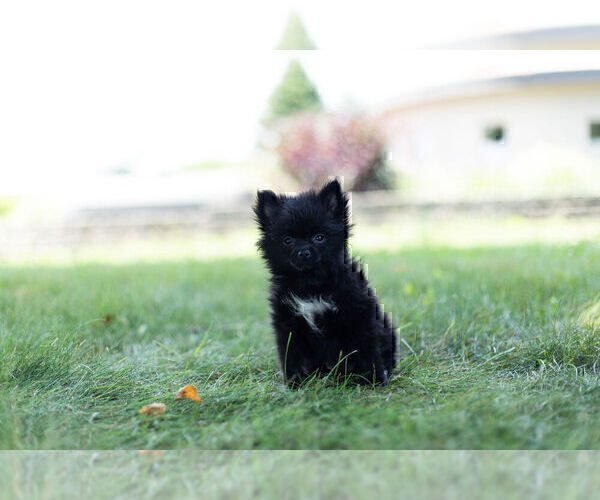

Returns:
274,327,311,388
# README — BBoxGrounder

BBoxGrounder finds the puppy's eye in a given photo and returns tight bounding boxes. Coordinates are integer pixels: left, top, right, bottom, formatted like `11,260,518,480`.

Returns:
313,234,325,243
283,236,294,246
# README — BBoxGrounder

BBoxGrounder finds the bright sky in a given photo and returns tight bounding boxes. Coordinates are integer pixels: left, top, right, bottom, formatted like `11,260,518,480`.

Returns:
1,0,600,194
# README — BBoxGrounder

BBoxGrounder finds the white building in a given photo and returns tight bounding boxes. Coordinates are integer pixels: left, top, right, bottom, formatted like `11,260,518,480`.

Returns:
380,26,600,195
382,70,600,181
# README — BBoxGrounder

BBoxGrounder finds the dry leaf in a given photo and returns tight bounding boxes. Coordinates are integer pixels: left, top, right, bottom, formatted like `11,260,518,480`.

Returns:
139,403,166,416
104,313,114,324
139,450,166,457
175,384,202,402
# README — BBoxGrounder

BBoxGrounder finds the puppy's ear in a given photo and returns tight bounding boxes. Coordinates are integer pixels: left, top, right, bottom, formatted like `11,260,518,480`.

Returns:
254,190,282,228
318,179,347,218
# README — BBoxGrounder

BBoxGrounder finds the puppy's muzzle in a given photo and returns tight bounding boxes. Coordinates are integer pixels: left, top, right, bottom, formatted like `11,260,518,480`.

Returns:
297,247,312,261
291,246,319,271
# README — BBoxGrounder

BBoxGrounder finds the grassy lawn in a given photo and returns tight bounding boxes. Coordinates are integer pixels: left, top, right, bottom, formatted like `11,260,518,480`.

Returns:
2,219,600,449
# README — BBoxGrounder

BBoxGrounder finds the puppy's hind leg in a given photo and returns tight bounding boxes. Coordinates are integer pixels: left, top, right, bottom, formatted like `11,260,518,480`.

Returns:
350,339,389,386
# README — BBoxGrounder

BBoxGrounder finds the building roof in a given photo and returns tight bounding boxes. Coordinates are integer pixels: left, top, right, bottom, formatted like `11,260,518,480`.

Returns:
477,69,600,91
443,25,600,49
382,69,600,114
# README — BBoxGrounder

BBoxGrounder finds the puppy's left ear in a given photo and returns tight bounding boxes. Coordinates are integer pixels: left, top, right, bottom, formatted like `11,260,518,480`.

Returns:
318,179,347,219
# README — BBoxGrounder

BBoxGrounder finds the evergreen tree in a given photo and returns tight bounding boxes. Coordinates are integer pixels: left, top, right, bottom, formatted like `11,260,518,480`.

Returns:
267,59,322,120
276,12,316,50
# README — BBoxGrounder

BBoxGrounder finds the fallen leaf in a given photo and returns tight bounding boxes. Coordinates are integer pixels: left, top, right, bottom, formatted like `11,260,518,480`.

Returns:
175,384,202,402
104,313,114,324
139,403,166,416
139,450,166,457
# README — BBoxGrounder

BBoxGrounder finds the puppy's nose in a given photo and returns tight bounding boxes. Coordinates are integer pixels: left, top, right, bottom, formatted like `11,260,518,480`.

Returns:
297,248,312,260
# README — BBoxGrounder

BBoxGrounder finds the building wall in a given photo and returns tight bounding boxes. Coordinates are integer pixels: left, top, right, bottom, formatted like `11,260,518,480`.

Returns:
385,83,600,177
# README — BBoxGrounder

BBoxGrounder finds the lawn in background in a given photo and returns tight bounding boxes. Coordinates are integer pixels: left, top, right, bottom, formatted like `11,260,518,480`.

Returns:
1,216,600,449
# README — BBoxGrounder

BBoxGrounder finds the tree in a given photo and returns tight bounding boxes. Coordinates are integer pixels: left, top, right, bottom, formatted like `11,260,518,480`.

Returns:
276,112,395,191
267,59,321,121
276,12,316,50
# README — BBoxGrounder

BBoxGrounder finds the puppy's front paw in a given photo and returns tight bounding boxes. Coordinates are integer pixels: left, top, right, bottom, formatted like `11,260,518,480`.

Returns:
284,372,302,389
373,366,389,386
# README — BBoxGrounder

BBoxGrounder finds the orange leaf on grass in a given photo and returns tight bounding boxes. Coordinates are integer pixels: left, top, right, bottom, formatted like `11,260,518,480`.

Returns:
139,403,166,416
175,384,202,402
139,450,166,457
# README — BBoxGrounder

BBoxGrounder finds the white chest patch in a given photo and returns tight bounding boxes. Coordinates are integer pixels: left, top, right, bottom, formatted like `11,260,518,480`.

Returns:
283,294,338,333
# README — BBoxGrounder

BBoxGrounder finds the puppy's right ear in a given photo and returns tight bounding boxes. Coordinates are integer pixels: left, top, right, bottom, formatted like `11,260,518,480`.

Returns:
254,190,282,228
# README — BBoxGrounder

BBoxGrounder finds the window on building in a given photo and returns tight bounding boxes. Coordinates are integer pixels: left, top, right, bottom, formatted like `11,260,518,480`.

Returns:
484,126,505,144
591,122,600,141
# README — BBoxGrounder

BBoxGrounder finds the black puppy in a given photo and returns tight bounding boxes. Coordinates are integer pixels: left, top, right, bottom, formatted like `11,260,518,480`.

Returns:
254,179,397,386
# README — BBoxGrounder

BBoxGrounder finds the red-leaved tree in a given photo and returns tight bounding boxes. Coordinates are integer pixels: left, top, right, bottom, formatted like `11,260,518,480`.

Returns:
276,113,393,191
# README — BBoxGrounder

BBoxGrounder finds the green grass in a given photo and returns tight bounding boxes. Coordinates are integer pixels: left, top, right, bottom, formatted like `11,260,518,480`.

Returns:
2,233,600,449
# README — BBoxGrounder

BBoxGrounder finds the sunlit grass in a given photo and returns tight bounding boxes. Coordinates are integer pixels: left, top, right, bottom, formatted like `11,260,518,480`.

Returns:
0,197,18,216
580,296,600,327
2,215,599,266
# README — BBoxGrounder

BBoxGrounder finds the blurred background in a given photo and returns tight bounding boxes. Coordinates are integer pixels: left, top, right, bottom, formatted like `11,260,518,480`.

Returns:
2,0,600,257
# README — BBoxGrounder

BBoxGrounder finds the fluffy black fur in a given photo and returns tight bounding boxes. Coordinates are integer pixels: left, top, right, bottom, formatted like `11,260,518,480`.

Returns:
254,179,397,387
